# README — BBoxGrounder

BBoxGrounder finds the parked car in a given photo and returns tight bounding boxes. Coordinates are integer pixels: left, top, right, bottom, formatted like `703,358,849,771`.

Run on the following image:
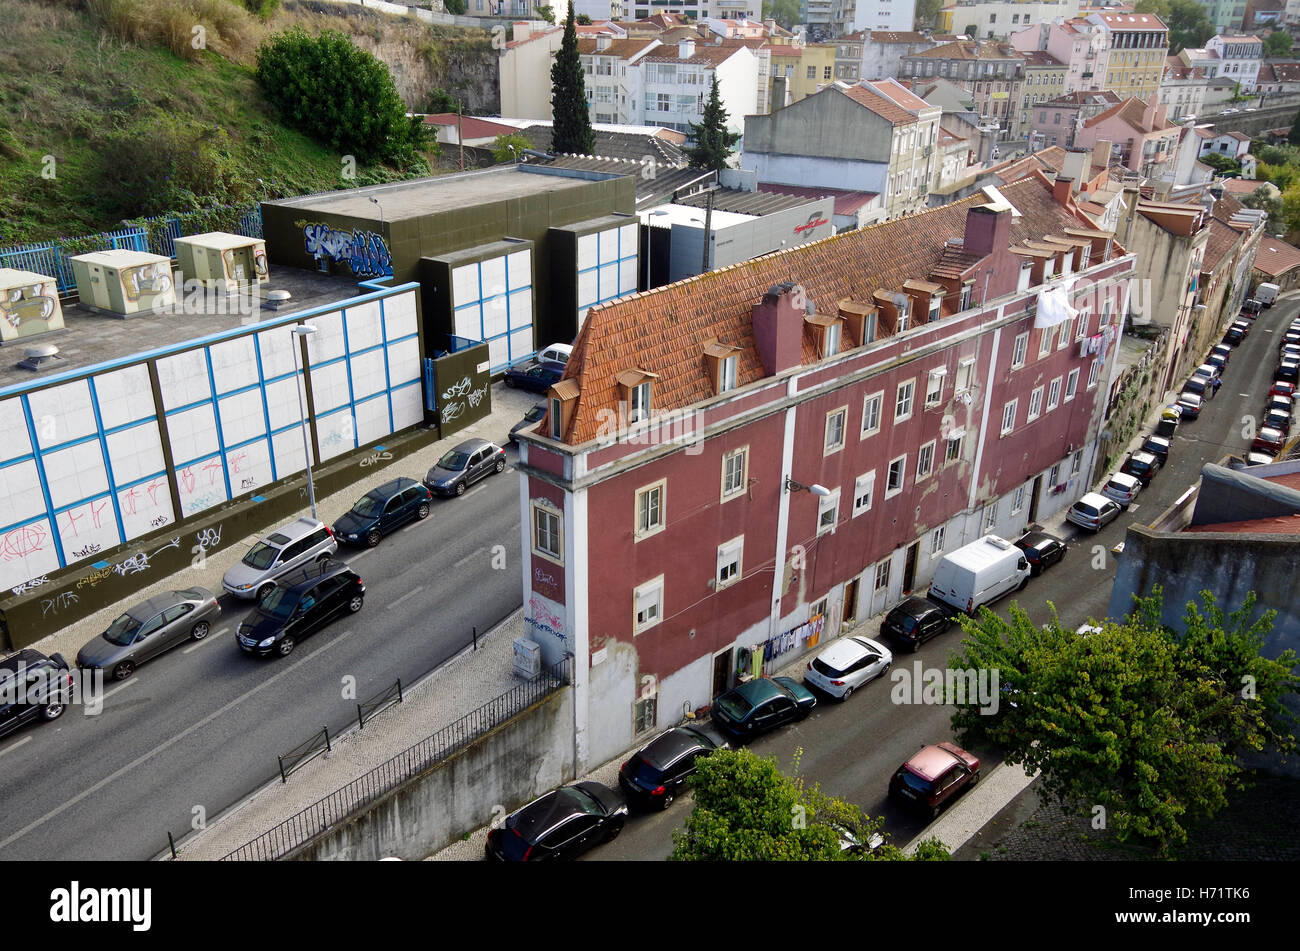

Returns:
1281,343,1300,362
1252,426,1287,455
222,518,337,602
1230,318,1251,337
709,676,816,742
236,560,364,658
879,596,955,653
1140,434,1172,465
0,649,73,740
1013,531,1067,577
1264,408,1292,436
618,724,727,810
888,741,981,820
502,359,565,393
804,635,893,699
1256,282,1280,306
1066,492,1122,532
485,782,627,861
927,535,1030,614
1211,343,1232,365
1206,352,1229,374
536,343,573,366
1245,451,1277,466
1222,327,1245,346
509,403,547,444
1282,332,1300,349
1176,390,1203,420
1121,450,1162,486
1278,360,1300,385
424,438,507,497
1266,395,1294,418
1182,377,1212,401
332,477,430,548
1271,381,1298,400
1101,471,1142,510
1241,297,1264,315
1154,413,1179,438
1191,363,1220,384
76,588,221,681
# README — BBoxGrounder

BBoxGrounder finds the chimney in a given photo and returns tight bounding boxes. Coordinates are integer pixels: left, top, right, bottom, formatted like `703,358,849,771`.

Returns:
1092,138,1112,169
597,34,612,51
1053,175,1074,205
1142,96,1157,131
962,204,1012,258
752,284,806,375
679,38,696,58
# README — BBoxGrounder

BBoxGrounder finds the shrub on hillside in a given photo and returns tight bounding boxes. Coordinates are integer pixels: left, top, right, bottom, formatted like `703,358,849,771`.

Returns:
94,120,251,219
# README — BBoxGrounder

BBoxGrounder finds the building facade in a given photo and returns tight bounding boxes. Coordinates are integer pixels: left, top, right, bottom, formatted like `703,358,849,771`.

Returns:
830,0,918,35
1087,12,1170,101
938,0,1083,39
899,40,1026,133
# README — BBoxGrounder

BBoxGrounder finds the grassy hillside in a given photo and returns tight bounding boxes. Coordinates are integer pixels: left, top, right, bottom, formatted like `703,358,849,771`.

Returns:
0,0,496,244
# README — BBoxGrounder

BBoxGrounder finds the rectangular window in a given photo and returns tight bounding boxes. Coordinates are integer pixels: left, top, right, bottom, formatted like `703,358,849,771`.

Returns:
1027,386,1043,421
630,382,651,423
852,471,875,517
1018,262,1033,291
817,488,841,536
1012,484,1026,514
930,525,946,556
717,536,743,589
1076,311,1089,340
916,440,935,480
945,432,963,463
635,480,665,539
861,391,883,437
633,576,664,633
1039,327,1054,358
1001,399,1018,435
1058,319,1072,350
1065,368,1080,401
895,380,915,422
874,558,891,591
959,283,974,310
1049,463,1061,486
925,368,945,407
1087,359,1100,388
634,695,657,734
531,503,563,563
721,447,748,500
886,455,907,496
955,357,976,393
719,355,738,393
1047,377,1062,411
825,407,847,455
824,65,832,80
1070,449,1083,476
983,502,997,532
1011,332,1029,369
824,322,841,357
549,397,563,440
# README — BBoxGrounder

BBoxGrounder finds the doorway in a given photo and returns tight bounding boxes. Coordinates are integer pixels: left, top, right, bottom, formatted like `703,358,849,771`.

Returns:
1028,474,1043,524
902,542,919,593
842,577,859,627
712,648,732,700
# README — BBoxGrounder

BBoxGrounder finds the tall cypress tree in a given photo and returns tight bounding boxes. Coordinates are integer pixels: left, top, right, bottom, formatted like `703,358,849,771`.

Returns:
550,6,595,156
686,76,741,172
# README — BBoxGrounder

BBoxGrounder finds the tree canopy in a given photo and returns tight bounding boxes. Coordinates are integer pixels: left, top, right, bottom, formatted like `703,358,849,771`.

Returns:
762,0,801,31
1134,0,1213,55
686,76,741,171
492,132,532,164
1265,31,1293,58
550,5,595,155
946,589,1298,855
914,0,945,30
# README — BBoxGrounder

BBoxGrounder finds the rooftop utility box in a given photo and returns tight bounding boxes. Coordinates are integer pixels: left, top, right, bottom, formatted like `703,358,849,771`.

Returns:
69,249,175,317
513,637,542,682
174,232,268,291
0,268,64,344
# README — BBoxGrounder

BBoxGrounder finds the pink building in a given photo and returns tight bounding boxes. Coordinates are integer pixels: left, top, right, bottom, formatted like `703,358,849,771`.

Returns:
1028,89,1123,149
1012,17,1109,94
1074,95,1179,177
515,175,1136,768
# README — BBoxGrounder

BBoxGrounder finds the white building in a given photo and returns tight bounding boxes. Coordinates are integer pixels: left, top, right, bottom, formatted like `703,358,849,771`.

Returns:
639,39,758,135
499,23,565,122
581,36,662,125
830,0,917,35
1182,34,1263,93
940,0,1083,40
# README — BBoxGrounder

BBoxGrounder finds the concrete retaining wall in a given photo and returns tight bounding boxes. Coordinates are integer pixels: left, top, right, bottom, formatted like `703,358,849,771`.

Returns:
288,685,574,860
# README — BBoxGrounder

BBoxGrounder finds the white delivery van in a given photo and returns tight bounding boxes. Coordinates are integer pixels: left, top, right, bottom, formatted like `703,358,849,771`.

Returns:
927,534,1031,614
1257,283,1281,307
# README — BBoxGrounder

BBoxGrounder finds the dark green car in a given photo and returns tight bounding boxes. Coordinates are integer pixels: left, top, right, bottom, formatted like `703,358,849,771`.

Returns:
332,477,431,547
709,676,816,743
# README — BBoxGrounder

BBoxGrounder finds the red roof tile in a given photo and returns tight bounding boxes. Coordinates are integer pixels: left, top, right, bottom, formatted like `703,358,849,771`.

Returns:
1254,236,1300,278
1183,515,1300,534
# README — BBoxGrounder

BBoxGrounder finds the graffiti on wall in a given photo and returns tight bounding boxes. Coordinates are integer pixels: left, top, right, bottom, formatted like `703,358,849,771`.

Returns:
439,375,489,427
121,262,173,302
300,222,393,278
1,281,61,338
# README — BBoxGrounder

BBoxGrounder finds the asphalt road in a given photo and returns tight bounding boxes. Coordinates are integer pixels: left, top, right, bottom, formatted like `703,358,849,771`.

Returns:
591,298,1298,861
0,463,525,861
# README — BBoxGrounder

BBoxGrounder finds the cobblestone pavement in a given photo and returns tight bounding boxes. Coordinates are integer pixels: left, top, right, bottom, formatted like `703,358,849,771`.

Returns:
959,773,1300,861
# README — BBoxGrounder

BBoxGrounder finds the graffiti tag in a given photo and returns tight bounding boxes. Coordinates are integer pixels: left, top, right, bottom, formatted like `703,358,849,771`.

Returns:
71,544,102,559
11,575,48,596
41,591,78,617
195,526,222,551
302,222,393,277
359,450,393,468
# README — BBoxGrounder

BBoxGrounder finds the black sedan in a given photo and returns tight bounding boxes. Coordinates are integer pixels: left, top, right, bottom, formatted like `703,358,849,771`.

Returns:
1140,434,1171,465
709,676,816,743
1121,449,1162,487
0,650,72,740
879,596,954,653
1013,531,1067,577
502,359,565,393
485,782,627,861
509,403,547,444
618,724,727,811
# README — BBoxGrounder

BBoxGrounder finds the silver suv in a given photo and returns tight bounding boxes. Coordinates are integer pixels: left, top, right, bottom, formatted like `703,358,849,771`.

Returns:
222,518,338,601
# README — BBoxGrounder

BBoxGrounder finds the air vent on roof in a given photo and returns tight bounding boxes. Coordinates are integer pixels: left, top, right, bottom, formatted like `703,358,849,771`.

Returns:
263,289,293,310
18,344,61,371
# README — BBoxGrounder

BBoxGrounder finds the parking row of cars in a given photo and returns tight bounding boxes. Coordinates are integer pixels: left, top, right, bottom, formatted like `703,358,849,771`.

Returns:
1246,311,1300,461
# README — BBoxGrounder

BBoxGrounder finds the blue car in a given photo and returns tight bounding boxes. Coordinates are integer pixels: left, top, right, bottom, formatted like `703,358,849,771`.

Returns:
503,359,565,393
709,676,816,742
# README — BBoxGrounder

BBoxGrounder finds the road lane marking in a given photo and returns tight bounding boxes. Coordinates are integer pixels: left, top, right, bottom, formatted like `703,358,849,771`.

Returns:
102,678,139,702
453,548,484,569
0,628,356,853
388,585,426,610
0,736,31,758
182,629,228,654
349,549,372,563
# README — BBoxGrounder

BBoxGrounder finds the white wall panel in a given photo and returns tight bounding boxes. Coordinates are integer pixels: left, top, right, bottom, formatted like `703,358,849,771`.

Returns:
599,227,617,261
118,477,174,541
306,312,346,363
452,263,479,305
28,380,95,448
316,409,355,462
176,455,229,517
44,441,109,509
0,518,59,592
481,256,507,298
354,395,390,446
166,403,219,465
387,338,421,385
509,328,532,361
0,399,31,463
507,250,531,288
619,258,638,293
488,336,509,371
350,349,387,400
509,289,533,329
453,304,480,340
482,295,509,339
345,300,383,352
599,263,617,299
391,385,423,432
578,234,598,269
257,327,298,380
272,426,311,476
228,438,273,496
578,270,598,308
208,336,260,394
93,364,153,429
309,361,350,414
383,291,417,340
156,349,211,411
265,376,305,432
56,497,121,563
0,459,42,527
217,388,267,446
106,421,165,486
619,223,637,252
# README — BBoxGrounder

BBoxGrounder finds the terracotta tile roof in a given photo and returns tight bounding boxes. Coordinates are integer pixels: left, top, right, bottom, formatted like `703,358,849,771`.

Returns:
556,176,1100,444
868,30,932,43
1254,236,1300,278
504,26,561,49
1083,97,1174,133
835,82,923,125
577,37,660,59
985,147,1067,183
1045,90,1124,107
757,183,880,216
643,44,745,66
1220,177,1269,195
1202,217,1243,272
1183,514,1300,535
1256,63,1277,83
1021,50,1066,67
906,39,1020,60
1094,12,1167,29
421,114,519,139
1270,62,1300,82
864,78,936,113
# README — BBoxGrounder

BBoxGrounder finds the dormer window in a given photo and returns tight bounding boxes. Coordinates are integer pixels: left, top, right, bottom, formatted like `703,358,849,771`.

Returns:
617,368,659,424
959,282,974,310
1043,255,1055,279
1078,245,1091,269
825,321,841,356
704,341,741,394
1018,261,1033,292
804,313,844,359
928,296,942,323
547,378,580,441
720,355,737,391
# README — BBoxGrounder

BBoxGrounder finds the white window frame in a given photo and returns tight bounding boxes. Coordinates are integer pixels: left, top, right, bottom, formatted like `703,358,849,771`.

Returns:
635,479,666,540
886,455,907,497
925,367,945,407
955,357,976,393
716,536,743,589
895,380,915,422
721,446,748,501
930,525,946,556
824,322,841,357
861,391,883,438
1076,310,1089,340
916,440,935,480
816,488,841,536
1011,484,1026,515
719,355,738,393
1087,359,1100,389
1038,327,1054,358
1065,367,1080,401
874,558,891,591
852,471,875,517
629,381,652,424
1001,399,1018,435
1070,449,1083,476
549,397,563,440
825,406,848,456
530,501,564,565
1018,262,1033,292
633,576,664,634
1047,376,1062,411
1011,332,1029,369
1027,386,1043,421
982,501,997,532
1058,318,1072,350
945,431,963,463
1049,463,1061,487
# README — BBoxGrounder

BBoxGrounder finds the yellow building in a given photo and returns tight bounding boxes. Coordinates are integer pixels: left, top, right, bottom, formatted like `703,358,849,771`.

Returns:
1092,11,1168,102
1014,50,1068,138
769,43,838,108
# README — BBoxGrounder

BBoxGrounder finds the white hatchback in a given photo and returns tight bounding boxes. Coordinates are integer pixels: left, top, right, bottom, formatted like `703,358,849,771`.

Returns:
804,635,893,701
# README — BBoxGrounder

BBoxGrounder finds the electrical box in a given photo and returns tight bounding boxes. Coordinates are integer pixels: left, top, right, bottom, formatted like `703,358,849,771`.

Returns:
0,268,64,344
513,637,542,682
69,249,175,317
174,232,269,292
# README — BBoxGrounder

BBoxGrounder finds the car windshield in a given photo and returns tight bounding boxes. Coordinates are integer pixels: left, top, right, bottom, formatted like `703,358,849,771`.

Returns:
351,495,385,519
437,450,469,471
626,756,665,786
242,541,280,570
895,614,919,632
558,785,602,816
104,613,142,646
715,692,753,720
1106,480,1129,493
259,586,297,618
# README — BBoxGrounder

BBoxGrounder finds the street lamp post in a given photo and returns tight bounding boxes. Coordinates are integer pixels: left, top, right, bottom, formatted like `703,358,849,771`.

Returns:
292,324,319,520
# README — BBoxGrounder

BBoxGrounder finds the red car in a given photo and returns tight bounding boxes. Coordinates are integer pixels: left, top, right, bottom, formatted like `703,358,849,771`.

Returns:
1252,427,1286,455
889,741,981,819
1270,381,1296,400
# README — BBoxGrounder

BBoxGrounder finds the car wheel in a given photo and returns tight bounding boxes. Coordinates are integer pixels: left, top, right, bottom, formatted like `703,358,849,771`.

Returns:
348,595,364,613
659,792,675,811
929,804,940,821
276,637,295,658
604,820,624,842
969,769,980,786
42,701,66,721
494,457,505,474
504,376,515,388
315,553,330,565
113,661,135,681
365,529,381,548
840,685,854,702
1018,576,1029,591
256,583,275,603
416,502,430,520
454,481,466,497
190,621,210,641
911,638,922,654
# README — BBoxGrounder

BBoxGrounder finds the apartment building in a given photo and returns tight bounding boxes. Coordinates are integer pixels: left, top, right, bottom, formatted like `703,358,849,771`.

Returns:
1086,12,1170,101
1011,17,1109,94
830,0,918,35
1014,50,1069,139
742,79,943,219
1180,34,1264,93
513,175,1135,769
1159,59,1211,120
1074,96,1180,179
770,43,840,106
580,36,663,125
639,39,758,134
1027,89,1123,148
938,0,1083,39
899,40,1026,132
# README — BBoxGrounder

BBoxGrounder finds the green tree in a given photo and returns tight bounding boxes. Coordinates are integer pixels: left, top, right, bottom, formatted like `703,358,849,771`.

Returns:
423,88,465,114
686,76,741,171
1265,31,1294,58
255,29,431,167
914,0,945,30
576,13,592,24
240,0,281,19
492,132,533,163
1200,151,1241,175
762,0,801,30
1290,108,1300,146
947,590,1298,856
1135,0,1213,54
670,747,948,861
535,4,556,23
550,5,595,155
445,0,468,13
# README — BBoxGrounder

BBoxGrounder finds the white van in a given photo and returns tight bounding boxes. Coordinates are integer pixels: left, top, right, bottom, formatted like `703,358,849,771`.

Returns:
1256,283,1281,307
927,534,1031,614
